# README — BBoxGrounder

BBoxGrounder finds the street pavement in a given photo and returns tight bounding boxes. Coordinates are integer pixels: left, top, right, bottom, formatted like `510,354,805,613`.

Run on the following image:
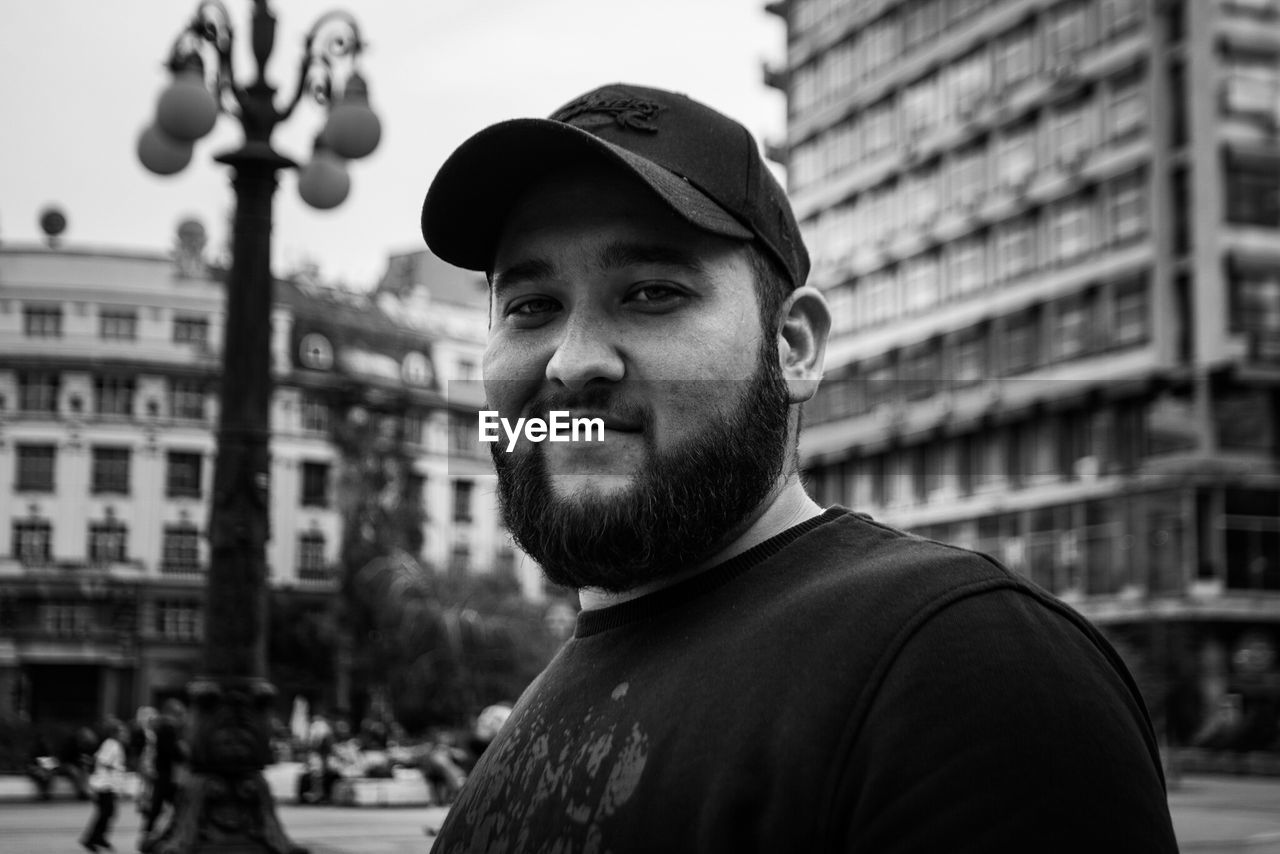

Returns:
1,775,1278,853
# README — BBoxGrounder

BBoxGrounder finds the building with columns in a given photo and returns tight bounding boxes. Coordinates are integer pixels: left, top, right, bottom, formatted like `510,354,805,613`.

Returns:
773,0,1280,748
0,235,537,728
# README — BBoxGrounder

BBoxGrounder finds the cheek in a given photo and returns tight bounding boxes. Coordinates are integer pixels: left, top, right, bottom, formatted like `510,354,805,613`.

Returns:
482,339,542,416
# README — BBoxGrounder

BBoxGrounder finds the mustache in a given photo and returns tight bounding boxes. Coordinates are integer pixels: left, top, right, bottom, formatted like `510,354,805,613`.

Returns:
518,386,653,432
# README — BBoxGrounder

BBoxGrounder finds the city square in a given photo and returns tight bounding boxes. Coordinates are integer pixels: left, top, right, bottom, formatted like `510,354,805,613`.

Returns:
1,775,1280,852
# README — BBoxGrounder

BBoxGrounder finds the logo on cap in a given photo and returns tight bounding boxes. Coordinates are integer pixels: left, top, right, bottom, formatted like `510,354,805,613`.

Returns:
551,91,665,134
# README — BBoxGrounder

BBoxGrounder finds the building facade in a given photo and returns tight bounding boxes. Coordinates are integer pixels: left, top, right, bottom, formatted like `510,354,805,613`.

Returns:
0,239,534,728
774,0,1280,748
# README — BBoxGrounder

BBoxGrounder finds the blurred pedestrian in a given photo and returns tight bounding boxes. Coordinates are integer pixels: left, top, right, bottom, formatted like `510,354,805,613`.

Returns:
139,699,187,846
298,712,337,804
80,719,126,852
420,731,468,807
133,706,159,820
26,734,60,801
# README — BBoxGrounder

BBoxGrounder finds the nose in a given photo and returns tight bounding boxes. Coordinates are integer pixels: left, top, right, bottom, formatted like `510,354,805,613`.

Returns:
545,310,624,392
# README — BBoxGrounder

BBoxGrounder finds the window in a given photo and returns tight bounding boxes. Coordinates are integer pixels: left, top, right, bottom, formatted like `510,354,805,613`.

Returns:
864,359,897,411
1100,0,1144,35
94,376,135,417
450,411,484,458
1223,54,1280,118
901,73,941,140
948,48,992,121
449,541,471,572
947,236,987,297
826,284,857,336
90,447,131,495
1050,97,1095,164
948,144,987,212
173,315,210,346
952,327,988,385
1052,297,1091,361
902,0,945,52
1106,69,1148,141
993,218,1036,281
1004,310,1041,374
99,309,137,341
1114,279,1151,346
1224,0,1280,19
41,601,90,636
994,24,1035,89
1047,196,1095,263
973,432,1006,491
166,451,203,497
161,524,201,574
300,393,329,433
862,98,896,158
902,164,942,229
903,253,941,313
88,521,128,564
298,532,327,580
15,444,56,492
403,410,425,445
170,379,206,421
995,123,1037,189
453,479,474,523
23,304,62,338
17,372,59,413
886,451,914,508
300,462,330,508
1226,156,1280,227
901,343,940,400
13,520,52,565
155,600,201,640
1232,271,1280,335
862,268,900,327
1045,2,1090,61
1105,171,1148,243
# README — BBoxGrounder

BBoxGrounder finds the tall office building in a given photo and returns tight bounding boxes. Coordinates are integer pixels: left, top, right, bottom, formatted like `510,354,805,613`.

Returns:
773,0,1280,746
0,232,536,726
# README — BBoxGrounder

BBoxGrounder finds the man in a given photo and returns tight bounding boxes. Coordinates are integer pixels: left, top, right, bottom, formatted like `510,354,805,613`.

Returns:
421,83,1178,851
140,699,187,844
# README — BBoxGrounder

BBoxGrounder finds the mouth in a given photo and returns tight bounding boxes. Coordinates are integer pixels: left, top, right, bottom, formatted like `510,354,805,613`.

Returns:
570,411,643,434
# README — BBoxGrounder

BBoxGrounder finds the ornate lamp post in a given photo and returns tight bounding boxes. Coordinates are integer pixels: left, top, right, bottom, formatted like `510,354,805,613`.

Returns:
137,2,380,851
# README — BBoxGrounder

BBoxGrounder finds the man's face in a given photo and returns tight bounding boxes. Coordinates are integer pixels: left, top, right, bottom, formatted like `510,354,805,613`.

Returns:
484,164,793,592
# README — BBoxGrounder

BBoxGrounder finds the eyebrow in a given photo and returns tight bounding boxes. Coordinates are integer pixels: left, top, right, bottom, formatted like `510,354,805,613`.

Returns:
598,241,709,275
491,258,556,301
492,240,709,300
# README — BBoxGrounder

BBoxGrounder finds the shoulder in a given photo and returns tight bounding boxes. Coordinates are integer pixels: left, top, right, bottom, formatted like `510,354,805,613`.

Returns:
771,509,1048,629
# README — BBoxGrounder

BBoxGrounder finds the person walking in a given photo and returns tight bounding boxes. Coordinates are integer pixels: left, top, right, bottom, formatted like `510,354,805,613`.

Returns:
139,699,187,846
80,719,127,852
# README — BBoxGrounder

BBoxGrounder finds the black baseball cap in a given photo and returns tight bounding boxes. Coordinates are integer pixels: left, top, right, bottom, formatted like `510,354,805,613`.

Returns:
421,83,810,290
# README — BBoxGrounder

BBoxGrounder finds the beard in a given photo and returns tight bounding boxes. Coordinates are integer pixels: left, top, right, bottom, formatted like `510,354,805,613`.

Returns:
491,338,792,593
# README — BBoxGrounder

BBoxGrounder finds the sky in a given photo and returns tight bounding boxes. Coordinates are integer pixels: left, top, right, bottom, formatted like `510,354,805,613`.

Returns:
1,1,786,289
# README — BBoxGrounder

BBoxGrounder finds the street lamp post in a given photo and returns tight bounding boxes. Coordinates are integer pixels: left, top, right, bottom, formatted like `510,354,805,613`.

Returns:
138,2,380,851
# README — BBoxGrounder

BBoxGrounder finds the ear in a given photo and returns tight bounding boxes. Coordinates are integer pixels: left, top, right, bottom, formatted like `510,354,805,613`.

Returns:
776,286,830,404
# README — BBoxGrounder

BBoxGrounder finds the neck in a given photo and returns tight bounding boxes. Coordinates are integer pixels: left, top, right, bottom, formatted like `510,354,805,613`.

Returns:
576,474,824,611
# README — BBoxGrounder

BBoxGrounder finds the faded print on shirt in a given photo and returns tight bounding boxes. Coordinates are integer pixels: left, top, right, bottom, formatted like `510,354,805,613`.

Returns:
435,680,648,854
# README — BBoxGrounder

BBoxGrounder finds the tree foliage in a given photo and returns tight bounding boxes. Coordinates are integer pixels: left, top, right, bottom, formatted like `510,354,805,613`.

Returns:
328,398,563,732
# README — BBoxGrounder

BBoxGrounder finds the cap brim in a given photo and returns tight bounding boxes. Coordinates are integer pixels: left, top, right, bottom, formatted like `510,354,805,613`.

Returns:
422,118,753,272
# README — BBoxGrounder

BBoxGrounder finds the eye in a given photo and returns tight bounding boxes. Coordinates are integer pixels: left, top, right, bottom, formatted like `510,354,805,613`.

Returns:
626,282,689,308
504,296,560,322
